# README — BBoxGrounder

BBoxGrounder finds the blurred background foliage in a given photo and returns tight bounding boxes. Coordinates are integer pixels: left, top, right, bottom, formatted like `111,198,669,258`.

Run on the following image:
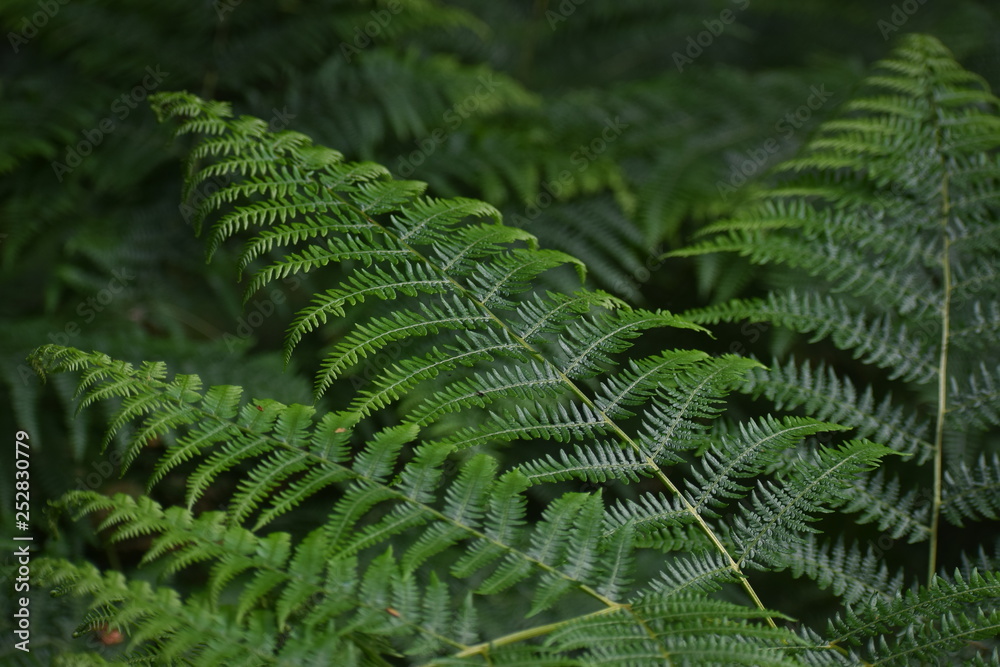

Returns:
1,0,998,662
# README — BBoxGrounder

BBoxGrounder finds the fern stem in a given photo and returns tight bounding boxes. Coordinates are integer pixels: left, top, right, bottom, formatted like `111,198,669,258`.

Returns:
927,73,954,584
446,604,673,663
638,367,779,625
928,167,952,586
651,466,776,626
451,614,598,659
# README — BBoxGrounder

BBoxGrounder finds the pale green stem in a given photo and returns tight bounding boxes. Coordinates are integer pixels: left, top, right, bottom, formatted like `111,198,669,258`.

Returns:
928,170,951,585
451,606,628,660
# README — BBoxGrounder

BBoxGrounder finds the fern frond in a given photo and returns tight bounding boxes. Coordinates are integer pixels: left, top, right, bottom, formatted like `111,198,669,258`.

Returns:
594,349,708,419
519,440,651,485
674,33,1000,587
942,453,1000,525
146,93,803,631
546,595,801,667
823,570,1000,665
732,440,896,570
741,357,934,462
645,552,743,598
774,535,905,605
839,469,932,543
605,492,705,554
687,292,938,384
948,364,1000,431
685,415,849,518
635,354,765,464
405,359,565,426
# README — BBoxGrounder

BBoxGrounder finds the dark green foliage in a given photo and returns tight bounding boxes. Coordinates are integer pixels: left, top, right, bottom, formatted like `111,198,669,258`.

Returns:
3,2,1000,665
23,36,1000,661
